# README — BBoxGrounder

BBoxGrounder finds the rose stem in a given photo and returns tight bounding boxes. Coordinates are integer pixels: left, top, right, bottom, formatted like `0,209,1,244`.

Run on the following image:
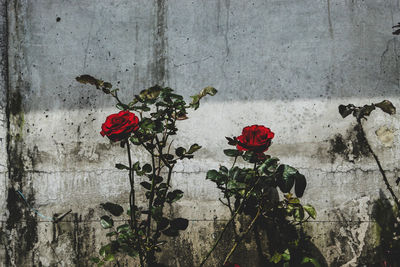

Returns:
152,135,175,245
223,208,261,264
146,138,157,262
199,176,262,267
126,140,145,267
222,162,262,263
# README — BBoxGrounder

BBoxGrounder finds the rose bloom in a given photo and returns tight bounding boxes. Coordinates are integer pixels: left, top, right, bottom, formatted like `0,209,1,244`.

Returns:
100,110,139,142
236,125,274,153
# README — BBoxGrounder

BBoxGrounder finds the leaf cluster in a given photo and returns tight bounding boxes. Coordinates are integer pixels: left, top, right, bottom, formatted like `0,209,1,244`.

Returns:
339,100,396,120
207,156,308,214
205,143,317,266
92,203,139,266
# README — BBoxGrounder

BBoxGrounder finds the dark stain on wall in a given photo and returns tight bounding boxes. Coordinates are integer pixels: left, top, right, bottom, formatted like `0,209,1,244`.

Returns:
73,209,97,266
152,0,168,86
3,2,40,265
328,124,370,163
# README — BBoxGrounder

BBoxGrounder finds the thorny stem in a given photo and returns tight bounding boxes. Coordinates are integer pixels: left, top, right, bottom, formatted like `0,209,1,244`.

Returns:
126,141,145,267
199,175,263,267
357,118,400,208
223,207,261,264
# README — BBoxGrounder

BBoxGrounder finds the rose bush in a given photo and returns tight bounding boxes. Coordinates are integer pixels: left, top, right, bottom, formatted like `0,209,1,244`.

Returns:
201,125,317,266
100,110,139,142
77,75,217,267
236,125,274,154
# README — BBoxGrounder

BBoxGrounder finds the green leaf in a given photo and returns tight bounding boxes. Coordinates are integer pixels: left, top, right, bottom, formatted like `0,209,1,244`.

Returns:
301,257,321,267
116,224,130,233
258,157,279,174
229,166,241,181
154,120,164,133
294,173,307,197
227,180,246,190
166,189,184,203
76,75,108,89
187,144,201,154
170,218,189,231
99,243,112,257
142,163,152,173
276,165,297,193
164,154,174,161
219,166,228,174
157,217,170,231
303,205,317,219
100,202,124,216
271,252,282,263
150,175,163,184
140,118,156,130
281,249,291,261
138,85,162,100
130,137,141,145
225,136,238,146
104,253,115,262
115,163,130,170
206,170,221,182
294,207,305,221
132,105,151,112
116,103,130,110
162,227,179,237
223,149,242,157
90,257,101,263
175,147,186,157
100,216,114,229
140,181,152,190
375,100,396,115
189,86,217,110
106,231,117,237
242,151,257,163
132,161,141,171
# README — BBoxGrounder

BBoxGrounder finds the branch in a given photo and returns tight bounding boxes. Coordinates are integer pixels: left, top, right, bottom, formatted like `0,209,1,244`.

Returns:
223,207,261,264
357,118,400,208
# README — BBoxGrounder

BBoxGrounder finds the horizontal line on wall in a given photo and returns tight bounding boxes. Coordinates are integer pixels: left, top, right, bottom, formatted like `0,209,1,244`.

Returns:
0,219,374,224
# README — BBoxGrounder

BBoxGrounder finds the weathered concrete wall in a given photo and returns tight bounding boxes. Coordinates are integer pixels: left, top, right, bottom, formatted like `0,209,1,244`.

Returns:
2,0,400,266
0,0,8,264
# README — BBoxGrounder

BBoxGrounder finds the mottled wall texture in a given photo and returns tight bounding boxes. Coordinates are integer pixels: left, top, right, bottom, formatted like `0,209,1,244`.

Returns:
1,0,400,266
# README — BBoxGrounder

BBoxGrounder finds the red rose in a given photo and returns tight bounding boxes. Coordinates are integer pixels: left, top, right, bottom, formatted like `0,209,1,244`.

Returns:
236,125,274,153
100,110,139,142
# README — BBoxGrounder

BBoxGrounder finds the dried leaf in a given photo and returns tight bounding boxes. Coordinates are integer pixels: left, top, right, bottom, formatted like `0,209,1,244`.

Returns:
375,100,396,115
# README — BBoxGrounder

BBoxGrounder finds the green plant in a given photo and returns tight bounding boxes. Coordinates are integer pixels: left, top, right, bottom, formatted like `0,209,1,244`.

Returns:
200,125,318,267
76,75,216,267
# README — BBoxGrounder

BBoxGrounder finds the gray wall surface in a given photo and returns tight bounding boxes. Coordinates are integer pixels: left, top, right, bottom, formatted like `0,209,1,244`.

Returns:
1,0,400,266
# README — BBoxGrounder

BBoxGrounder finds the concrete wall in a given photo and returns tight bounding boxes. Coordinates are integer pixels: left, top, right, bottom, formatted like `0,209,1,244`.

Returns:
1,0,400,266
